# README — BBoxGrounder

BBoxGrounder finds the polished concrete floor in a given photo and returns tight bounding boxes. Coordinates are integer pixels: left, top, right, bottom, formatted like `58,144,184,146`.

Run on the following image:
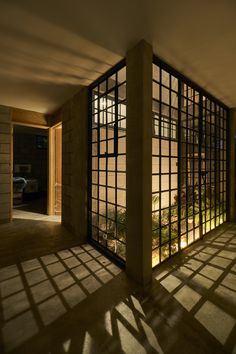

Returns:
0,212,235,354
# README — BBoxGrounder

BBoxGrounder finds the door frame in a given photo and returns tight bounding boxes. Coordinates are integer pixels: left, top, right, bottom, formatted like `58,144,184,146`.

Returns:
48,122,62,216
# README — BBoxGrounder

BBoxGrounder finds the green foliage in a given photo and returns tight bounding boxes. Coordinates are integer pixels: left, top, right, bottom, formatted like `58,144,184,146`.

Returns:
105,183,222,261
152,194,159,207
152,184,222,260
107,208,126,242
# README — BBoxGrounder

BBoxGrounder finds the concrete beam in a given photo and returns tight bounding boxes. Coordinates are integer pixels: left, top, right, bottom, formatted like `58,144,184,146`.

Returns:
12,107,49,128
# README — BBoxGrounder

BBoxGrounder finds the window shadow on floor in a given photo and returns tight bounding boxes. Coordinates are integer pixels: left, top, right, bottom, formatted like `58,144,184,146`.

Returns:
0,225,235,354
0,244,122,352
154,224,236,353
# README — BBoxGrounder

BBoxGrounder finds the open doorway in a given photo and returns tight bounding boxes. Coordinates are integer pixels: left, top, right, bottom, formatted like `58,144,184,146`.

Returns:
13,125,49,215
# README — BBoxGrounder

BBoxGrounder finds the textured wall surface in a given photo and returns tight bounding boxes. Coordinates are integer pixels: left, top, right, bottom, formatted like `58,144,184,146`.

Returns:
61,88,88,242
0,105,12,223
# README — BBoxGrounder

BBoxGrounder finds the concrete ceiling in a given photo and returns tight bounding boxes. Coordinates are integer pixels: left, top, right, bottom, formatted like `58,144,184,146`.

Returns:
0,0,235,114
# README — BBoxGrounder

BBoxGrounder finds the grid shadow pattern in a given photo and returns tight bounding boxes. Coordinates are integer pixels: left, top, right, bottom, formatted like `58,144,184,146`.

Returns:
155,226,236,352
0,244,121,352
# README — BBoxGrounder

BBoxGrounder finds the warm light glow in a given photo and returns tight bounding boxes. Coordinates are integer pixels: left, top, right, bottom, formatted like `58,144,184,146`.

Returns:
180,240,187,249
195,228,200,240
152,250,160,267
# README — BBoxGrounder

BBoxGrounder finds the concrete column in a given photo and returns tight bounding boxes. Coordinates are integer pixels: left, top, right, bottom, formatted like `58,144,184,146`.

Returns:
62,87,88,243
126,40,153,285
0,106,12,224
228,108,236,221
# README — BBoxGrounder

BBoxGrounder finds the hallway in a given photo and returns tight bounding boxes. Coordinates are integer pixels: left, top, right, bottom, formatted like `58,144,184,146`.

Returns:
0,219,235,353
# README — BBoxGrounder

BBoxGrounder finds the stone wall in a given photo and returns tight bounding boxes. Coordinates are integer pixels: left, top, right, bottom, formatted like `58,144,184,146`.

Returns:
0,106,12,223
61,87,88,243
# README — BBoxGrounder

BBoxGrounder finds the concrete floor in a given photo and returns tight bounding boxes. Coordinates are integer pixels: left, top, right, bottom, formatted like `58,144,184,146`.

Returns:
0,212,235,354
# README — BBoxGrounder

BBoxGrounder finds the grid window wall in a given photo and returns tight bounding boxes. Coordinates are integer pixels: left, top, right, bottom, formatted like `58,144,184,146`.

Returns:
88,63,127,263
152,65,179,266
152,59,228,268
201,99,227,235
179,84,201,250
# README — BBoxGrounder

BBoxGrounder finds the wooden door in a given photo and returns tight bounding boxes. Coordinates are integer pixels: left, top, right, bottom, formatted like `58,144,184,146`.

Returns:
54,124,62,214
48,123,62,215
